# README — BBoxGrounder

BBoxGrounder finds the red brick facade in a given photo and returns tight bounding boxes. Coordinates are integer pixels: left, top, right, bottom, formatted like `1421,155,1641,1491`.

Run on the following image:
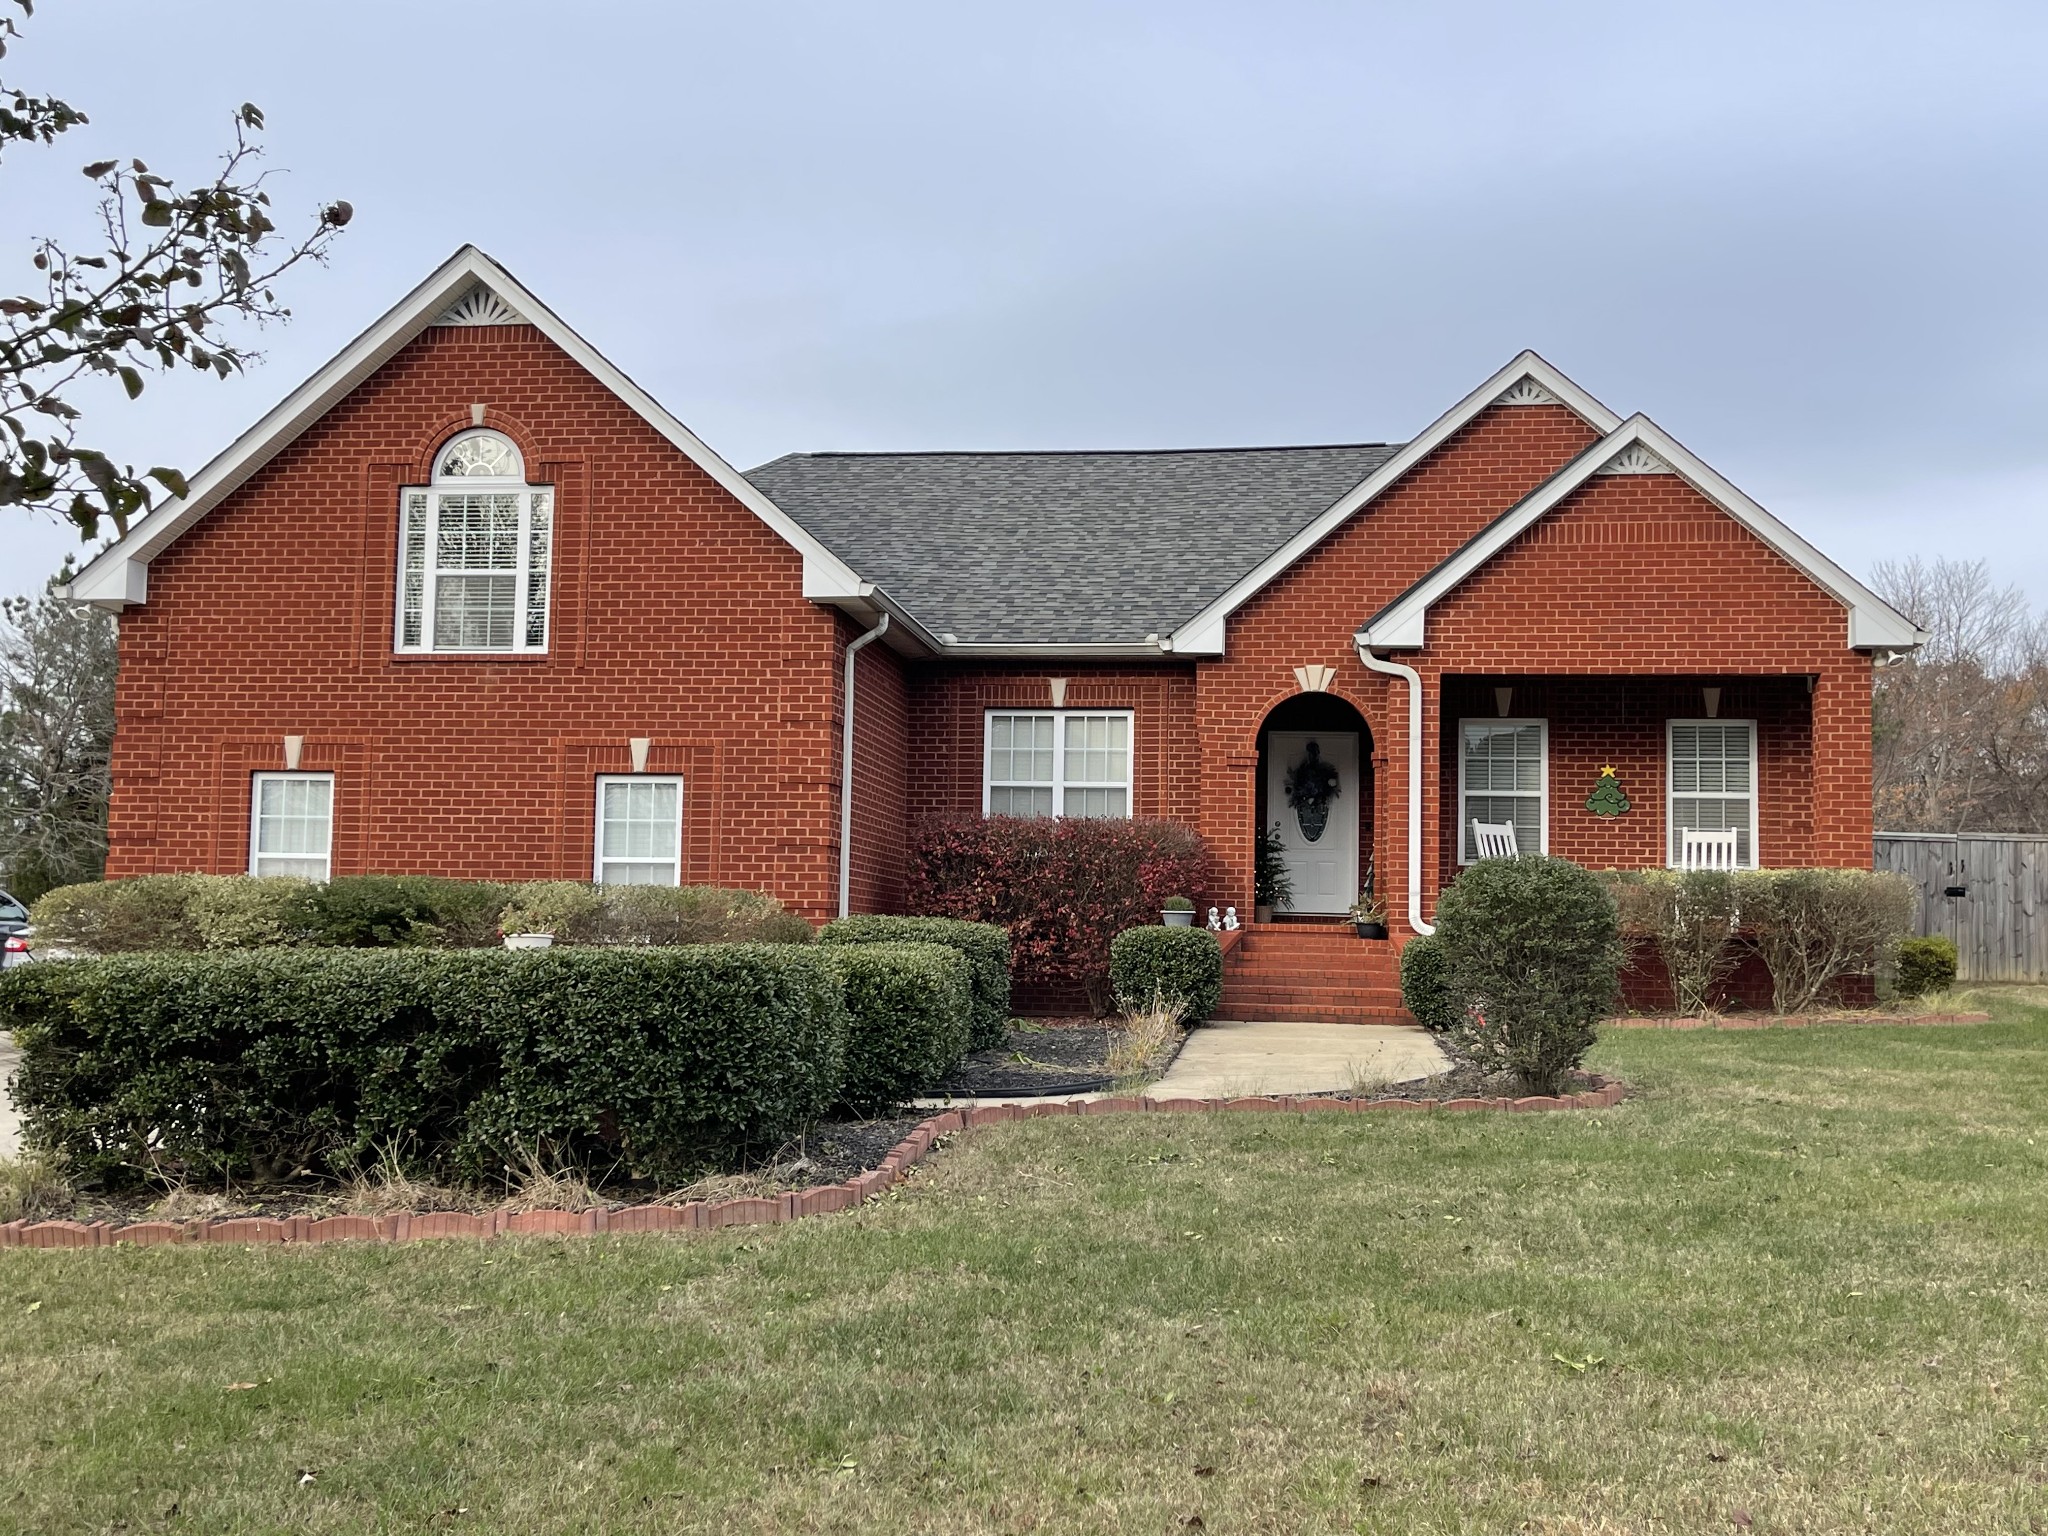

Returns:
103,320,1880,932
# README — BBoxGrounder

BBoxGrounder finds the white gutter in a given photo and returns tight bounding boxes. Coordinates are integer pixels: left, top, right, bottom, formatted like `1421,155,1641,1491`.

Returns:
1354,641,1433,937
838,613,890,918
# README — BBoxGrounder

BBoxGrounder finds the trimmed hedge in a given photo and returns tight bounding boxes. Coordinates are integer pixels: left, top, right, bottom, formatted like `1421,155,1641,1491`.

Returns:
0,946,847,1186
1896,934,1959,998
1108,926,1222,1022
27,875,811,955
1600,867,1916,1014
1398,933,1457,1033
290,876,513,949
818,915,1011,1049
823,942,974,1112
1435,856,1621,1094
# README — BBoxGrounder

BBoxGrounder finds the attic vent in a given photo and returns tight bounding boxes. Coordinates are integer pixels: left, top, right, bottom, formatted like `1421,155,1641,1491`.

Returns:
1495,378,1559,406
431,285,522,327
1595,443,1675,476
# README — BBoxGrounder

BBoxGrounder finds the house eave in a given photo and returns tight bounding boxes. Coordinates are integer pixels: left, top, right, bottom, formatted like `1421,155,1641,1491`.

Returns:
66,245,869,611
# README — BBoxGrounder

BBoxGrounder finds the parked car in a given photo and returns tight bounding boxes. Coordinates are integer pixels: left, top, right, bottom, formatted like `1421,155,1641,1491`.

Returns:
0,888,32,968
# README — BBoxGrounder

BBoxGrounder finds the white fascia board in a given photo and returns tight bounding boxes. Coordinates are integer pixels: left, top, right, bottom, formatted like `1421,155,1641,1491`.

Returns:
1165,350,1622,655
65,246,867,609
937,640,1174,660
1357,415,1928,653
1619,418,1926,651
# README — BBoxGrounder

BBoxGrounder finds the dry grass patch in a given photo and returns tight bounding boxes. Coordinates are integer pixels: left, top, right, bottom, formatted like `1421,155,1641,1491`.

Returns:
1106,987,1185,1084
0,1153,71,1222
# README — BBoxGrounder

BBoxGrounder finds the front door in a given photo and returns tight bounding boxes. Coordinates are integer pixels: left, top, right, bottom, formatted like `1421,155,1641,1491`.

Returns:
1265,730,1360,915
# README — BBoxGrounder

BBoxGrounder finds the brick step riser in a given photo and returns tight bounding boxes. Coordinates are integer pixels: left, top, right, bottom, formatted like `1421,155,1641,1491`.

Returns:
1222,995,1410,1009
1235,944,1400,960
1227,962,1401,978
1221,1006,1419,1025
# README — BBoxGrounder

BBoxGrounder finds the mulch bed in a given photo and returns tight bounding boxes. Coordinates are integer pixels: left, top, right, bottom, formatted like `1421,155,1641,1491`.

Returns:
26,1110,936,1228
930,1017,1191,1098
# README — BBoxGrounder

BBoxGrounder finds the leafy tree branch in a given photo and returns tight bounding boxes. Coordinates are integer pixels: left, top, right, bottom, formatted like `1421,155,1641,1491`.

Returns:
0,0,351,540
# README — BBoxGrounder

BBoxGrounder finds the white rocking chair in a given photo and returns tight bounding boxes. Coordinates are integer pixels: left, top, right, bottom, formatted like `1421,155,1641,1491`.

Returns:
1470,819,1520,860
1680,828,1741,871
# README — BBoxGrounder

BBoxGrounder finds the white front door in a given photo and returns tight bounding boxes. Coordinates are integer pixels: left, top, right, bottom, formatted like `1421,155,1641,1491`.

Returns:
1265,730,1360,915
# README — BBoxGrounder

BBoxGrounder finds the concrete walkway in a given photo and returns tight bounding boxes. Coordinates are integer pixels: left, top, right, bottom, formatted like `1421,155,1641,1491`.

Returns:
1144,1020,1447,1100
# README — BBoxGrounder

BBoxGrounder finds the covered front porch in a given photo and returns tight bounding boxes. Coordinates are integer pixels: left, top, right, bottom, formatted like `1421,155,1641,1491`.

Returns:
1431,672,1818,895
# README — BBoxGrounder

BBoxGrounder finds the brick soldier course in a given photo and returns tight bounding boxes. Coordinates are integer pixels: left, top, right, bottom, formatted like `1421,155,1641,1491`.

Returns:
67,247,1923,1020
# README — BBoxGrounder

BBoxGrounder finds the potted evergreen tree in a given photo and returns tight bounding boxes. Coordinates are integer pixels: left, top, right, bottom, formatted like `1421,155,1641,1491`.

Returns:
1253,822,1292,924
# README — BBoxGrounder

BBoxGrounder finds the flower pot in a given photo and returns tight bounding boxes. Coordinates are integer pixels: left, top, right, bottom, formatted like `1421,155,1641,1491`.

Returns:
1253,904,1274,925
503,932,555,950
1161,909,1195,926
1354,921,1388,940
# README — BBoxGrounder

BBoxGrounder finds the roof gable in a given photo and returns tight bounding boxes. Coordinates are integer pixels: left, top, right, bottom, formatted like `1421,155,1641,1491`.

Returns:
1358,415,1925,652
66,247,866,609
1163,351,1623,654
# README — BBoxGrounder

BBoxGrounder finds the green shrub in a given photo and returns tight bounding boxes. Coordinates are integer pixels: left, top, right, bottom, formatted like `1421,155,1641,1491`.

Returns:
818,915,1011,1049
185,874,313,948
290,876,512,948
823,942,973,1112
1398,933,1457,1033
1108,926,1222,1023
1434,857,1621,1094
1599,868,1743,1016
1895,934,1958,999
1734,868,1916,1013
495,883,812,947
0,946,847,1187
28,876,204,954
494,881,604,941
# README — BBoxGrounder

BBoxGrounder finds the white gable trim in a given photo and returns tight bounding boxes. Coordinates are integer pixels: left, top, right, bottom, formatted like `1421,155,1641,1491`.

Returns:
66,246,867,608
1163,351,1623,655
1355,415,1926,653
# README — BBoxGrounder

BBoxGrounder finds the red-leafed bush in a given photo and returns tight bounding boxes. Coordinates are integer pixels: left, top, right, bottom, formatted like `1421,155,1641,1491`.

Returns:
907,816,1212,1013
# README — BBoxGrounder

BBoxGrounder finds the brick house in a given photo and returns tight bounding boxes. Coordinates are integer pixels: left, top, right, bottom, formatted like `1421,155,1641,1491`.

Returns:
68,247,1923,1019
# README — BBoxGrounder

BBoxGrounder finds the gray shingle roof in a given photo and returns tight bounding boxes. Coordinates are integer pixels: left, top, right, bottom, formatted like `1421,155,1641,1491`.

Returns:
744,444,1402,646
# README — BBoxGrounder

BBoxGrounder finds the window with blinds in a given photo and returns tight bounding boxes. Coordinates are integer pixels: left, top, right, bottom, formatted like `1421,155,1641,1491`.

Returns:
595,776,683,885
984,711,1132,818
1459,719,1547,862
396,430,553,654
1668,720,1757,867
250,772,333,880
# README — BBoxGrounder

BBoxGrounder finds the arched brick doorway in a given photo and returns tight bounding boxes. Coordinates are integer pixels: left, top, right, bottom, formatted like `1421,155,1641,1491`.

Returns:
1255,693,1374,918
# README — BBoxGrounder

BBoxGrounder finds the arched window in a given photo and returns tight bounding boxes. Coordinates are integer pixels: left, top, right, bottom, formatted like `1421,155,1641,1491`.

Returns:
395,431,554,653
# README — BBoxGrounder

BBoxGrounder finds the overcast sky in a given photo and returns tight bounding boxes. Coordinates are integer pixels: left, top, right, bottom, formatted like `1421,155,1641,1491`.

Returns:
5,0,2045,606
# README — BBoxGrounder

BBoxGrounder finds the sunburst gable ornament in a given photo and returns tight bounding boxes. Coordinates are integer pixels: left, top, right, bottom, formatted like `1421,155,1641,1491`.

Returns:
1585,764,1631,818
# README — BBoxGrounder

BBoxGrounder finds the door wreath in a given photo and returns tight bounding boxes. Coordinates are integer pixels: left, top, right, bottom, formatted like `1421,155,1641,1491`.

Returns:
1285,739,1340,843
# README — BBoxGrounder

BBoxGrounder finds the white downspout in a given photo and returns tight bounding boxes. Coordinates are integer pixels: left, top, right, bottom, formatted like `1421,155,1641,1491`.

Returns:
1355,640,1434,937
839,613,890,919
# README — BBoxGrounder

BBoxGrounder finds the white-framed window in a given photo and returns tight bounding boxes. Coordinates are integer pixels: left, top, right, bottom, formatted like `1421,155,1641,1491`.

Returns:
595,775,683,885
250,772,333,880
1668,720,1758,868
1458,718,1547,863
395,430,553,654
983,710,1133,818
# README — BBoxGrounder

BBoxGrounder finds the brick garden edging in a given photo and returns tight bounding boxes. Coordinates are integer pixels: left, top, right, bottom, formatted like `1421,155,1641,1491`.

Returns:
0,1076,1626,1251
1607,1012,1990,1031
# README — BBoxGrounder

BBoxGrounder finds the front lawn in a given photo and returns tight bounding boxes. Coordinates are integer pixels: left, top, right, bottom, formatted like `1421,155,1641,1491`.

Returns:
4,998,2047,1532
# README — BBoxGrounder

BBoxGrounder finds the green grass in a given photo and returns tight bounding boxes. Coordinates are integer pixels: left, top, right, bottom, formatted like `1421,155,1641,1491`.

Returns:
6,998,2048,1532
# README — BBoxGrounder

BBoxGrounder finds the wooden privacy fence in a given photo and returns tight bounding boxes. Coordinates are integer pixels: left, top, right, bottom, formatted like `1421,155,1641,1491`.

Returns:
1874,833,2048,982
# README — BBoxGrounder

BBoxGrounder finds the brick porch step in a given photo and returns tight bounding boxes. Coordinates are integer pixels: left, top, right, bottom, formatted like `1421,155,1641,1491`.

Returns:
1219,1002,1419,1025
1218,923,1416,1026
